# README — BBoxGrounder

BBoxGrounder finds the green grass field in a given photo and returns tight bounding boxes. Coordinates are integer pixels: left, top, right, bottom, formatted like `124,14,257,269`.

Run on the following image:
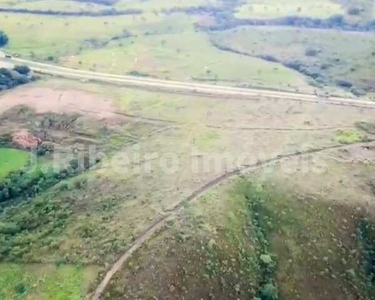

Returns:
235,0,344,19
1,13,161,57
0,148,29,181
0,0,219,12
65,29,309,90
0,263,98,300
0,4,311,91
212,26,375,94
115,0,219,11
12,0,106,12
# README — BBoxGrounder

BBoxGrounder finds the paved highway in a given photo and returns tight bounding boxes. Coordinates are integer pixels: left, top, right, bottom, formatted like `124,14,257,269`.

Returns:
1,53,375,109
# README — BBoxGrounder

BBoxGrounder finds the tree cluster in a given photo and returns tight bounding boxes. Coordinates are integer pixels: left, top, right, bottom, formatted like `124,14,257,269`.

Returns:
205,14,375,32
0,156,95,203
0,66,34,91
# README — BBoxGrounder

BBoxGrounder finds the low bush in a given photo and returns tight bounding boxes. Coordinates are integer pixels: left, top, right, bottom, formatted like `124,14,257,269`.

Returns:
259,54,279,62
13,65,30,75
305,48,319,57
336,79,353,88
0,193,74,261
347,7,361,16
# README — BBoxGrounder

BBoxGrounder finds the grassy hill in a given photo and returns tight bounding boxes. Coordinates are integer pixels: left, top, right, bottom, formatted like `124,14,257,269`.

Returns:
0,0,375,299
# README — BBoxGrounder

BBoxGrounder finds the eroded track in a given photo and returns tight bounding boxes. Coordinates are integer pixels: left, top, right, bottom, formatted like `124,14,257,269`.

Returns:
91,139,375,300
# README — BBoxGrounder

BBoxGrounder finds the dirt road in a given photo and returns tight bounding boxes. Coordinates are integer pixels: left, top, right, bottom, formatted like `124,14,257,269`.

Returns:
2,54,374,299
91,139,375,300
2,56,375,110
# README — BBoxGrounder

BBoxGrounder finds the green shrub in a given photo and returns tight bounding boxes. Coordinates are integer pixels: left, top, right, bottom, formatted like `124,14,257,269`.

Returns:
0,31,8,47
347,7,361,15
0,222,20,234
305,48,319,57
260,283,278,300
13,65,30,75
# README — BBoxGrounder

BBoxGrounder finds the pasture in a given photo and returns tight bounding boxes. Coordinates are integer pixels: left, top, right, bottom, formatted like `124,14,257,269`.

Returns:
235,0,344,19
0,148,29,181
0,0,375,299
212,26,375,96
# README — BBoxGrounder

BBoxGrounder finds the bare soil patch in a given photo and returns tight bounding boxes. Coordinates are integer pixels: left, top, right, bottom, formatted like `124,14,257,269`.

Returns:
0,87,122,123
12,129,41,149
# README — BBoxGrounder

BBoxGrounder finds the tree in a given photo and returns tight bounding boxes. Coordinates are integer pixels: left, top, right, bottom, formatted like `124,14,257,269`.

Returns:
0,31,8,47
14,65,30,75
261,283,279,300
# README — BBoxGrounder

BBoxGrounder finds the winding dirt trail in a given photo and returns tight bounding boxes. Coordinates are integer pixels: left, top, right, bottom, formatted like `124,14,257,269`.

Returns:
2,52,374,298
91,139,375,300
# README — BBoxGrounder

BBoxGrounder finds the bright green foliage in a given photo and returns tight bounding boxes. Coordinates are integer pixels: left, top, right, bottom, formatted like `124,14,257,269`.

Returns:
0,148,29,182
0,263,91,300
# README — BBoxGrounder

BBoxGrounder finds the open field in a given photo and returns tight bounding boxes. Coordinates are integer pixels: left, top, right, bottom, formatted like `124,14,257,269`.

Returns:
114,0,219,11
0,148,29,181
212,26,375,96
1,0,374,94
0,0,219,12
234,0,375,21
12,0,107,13
0,12,173,59
235,0,345,19
0,0,375,299
102,146,375,299
0,10,311,91
64,30,308,90
0,263,98,299
0,77,375,299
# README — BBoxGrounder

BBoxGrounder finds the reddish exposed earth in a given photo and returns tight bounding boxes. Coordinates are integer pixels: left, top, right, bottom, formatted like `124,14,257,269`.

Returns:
12,129,41,149
0,87,120,121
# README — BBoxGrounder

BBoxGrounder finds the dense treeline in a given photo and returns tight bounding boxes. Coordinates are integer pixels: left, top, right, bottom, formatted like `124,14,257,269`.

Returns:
0,66,34,91
0,7,142,17
357,219,375,296
0,155,96,203
203,14,375,32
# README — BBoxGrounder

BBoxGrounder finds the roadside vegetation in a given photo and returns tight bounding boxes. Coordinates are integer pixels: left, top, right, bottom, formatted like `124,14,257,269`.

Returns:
1,0,374,95
0,65,35,91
